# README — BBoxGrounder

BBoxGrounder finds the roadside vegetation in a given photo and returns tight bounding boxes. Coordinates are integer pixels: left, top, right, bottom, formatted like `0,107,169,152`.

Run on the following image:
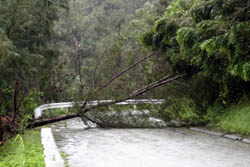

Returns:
139,0,250,131
209,99,250,134
60,151,69,167
41,108,70,119
0,130,45,167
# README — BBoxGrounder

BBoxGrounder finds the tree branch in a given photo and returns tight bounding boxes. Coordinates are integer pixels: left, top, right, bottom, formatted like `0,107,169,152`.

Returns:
81,115,104,128
96,51,159,92
7,0,21,38
81,51,159,109
81,73,185,113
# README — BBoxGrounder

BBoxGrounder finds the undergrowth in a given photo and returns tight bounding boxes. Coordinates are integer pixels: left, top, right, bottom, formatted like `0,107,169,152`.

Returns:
204,97,250,134
214,100,250,134
0,130,45,167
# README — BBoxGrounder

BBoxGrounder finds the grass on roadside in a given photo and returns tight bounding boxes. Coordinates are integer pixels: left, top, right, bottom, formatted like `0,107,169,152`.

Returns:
40,108,70,119
60,151,69,167
0,129,45,167
213,101,250,134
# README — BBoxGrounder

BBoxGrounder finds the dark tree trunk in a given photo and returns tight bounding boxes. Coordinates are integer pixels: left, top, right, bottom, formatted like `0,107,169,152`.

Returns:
27,114,79,128
0,122,3,142
97,51,159,91
12,80,19,123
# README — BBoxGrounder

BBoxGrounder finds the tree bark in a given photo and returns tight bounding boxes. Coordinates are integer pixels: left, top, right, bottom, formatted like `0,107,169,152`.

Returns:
81,115,104,128
27,114,79,128
12,80,19,123
0,119,3,142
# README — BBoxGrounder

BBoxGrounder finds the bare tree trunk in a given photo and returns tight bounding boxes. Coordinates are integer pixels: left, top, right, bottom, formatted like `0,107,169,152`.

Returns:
97,51,159,92
81,115,104,128
92,58,102,89
27,114,79,128
0,118,3,142
74,38,82,83
12,80,19,123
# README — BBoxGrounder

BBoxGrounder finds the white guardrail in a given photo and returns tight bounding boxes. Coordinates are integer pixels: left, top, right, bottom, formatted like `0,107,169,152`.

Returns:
34,99,164,119
38,99,164,167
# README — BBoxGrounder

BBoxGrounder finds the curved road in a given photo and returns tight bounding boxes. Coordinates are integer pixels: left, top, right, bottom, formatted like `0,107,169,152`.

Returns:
52,118,250,167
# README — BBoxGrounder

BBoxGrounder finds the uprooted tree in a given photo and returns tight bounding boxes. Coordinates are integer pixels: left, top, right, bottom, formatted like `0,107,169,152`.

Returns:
28,50,186,128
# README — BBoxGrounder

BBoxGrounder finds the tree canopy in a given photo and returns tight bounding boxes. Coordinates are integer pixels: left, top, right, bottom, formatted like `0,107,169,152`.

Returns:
141,0,250,103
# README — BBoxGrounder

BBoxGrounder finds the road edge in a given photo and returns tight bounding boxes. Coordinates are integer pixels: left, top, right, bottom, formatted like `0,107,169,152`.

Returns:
41,128,65,167
189,127,250,144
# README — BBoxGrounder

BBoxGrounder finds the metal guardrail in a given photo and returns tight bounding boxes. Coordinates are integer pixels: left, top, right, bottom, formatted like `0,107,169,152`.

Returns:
34,99,164,119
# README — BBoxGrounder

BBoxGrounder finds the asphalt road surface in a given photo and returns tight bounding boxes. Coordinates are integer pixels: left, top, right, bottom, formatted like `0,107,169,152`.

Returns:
52,118,250,167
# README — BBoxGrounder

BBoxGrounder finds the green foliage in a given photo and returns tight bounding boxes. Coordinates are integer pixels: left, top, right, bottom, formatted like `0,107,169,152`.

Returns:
211,98,250,133
191,0,231,23
156,96,201,125
0,130,45,167
0,29,15,56
0,0,71,136
54,0,163,101
203,101,224,124
84,104,166,128
141,0,250,105
140,30,154,48
176,27,198,61
0,0,249,130
227,23,250,80
41,108,69,119
60,151,69,167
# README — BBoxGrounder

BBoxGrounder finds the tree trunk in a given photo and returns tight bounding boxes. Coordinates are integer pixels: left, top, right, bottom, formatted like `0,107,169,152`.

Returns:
0,119,3,142
96,51,159,91
27,114,79,128
12,80,19,123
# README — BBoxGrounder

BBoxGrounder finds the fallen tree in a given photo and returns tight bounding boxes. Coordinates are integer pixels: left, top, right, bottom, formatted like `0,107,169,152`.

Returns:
81,73,184,112
28,73,185,128
82,51,159,103
27,113,79,128
96,51,159,92
27,49,187,128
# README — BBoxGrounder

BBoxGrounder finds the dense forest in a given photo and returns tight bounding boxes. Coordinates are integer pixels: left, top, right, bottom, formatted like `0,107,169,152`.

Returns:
0,0,250,140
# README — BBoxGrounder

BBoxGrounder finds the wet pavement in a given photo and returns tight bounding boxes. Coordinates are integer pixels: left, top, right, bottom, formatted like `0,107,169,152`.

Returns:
52,118,250,167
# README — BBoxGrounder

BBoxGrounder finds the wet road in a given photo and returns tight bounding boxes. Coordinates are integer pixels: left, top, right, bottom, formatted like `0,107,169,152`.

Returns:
52,118,250,167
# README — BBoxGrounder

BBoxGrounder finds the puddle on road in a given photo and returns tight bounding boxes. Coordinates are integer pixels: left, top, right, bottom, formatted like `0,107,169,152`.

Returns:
52,118,250,167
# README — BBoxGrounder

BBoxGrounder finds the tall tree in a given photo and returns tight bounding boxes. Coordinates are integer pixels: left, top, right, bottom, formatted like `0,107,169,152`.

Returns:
0,0,69,125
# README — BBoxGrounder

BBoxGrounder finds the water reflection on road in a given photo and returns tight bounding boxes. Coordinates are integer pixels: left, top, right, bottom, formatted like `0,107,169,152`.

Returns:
52,118,250,167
